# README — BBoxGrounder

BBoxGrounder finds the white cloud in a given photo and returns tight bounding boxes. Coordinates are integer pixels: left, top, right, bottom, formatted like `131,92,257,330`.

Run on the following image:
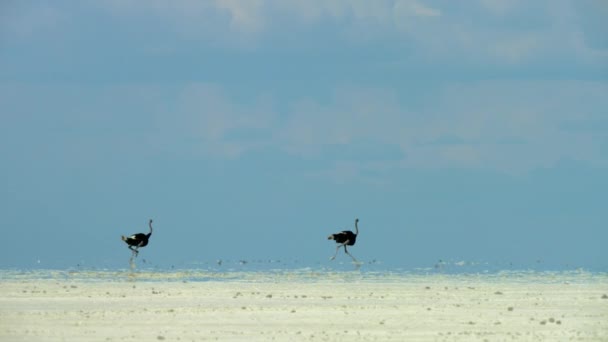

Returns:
3,79,605,180
93,0,442,41
214,0,266,33
274,81,608,175
3,1,606,181
160,83,277,158
395,0,441,18
6,1,604,68
271,0,440,23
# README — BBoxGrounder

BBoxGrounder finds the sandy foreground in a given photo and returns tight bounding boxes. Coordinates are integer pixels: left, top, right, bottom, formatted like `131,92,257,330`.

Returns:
0,270,607,341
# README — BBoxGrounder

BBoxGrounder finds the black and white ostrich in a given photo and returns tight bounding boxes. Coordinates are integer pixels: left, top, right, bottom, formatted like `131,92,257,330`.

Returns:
121,219,153,257
328,218,359,262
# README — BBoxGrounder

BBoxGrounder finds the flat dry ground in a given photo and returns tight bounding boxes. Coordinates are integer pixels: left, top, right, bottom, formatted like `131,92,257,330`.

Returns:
1,271,607,341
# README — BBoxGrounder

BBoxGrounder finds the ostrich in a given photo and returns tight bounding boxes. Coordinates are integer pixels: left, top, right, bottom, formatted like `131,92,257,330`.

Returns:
328,218,359,262
121,219,153,257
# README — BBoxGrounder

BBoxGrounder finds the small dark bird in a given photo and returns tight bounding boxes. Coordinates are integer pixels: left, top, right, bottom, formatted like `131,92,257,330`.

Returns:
121,219,153,257
328,218,359,262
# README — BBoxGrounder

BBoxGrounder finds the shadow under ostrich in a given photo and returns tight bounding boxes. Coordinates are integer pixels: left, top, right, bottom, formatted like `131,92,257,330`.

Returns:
121,219,153,258
328,218,359,262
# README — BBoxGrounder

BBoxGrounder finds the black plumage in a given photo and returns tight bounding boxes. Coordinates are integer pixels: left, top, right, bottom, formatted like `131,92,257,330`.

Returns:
122,219,153,256
328,230,357,245
328,218,359,261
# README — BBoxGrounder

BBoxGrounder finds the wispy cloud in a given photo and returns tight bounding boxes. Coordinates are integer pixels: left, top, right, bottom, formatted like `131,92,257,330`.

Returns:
156,83,277,158
158,80,608,175
3,1,605,69
94,0,442,40
2,77,606,184
2,1,606,182
215,0,266,33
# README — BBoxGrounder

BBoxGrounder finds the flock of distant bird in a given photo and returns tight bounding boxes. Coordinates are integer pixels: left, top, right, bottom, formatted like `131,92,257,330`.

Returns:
122,218,361,262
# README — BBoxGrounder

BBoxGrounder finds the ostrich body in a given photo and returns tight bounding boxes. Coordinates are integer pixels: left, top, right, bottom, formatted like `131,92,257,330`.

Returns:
122,219,153,256
328,218,359,262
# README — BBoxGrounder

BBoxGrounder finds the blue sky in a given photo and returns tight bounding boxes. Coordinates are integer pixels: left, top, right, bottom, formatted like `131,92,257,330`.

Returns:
1,0,607,270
